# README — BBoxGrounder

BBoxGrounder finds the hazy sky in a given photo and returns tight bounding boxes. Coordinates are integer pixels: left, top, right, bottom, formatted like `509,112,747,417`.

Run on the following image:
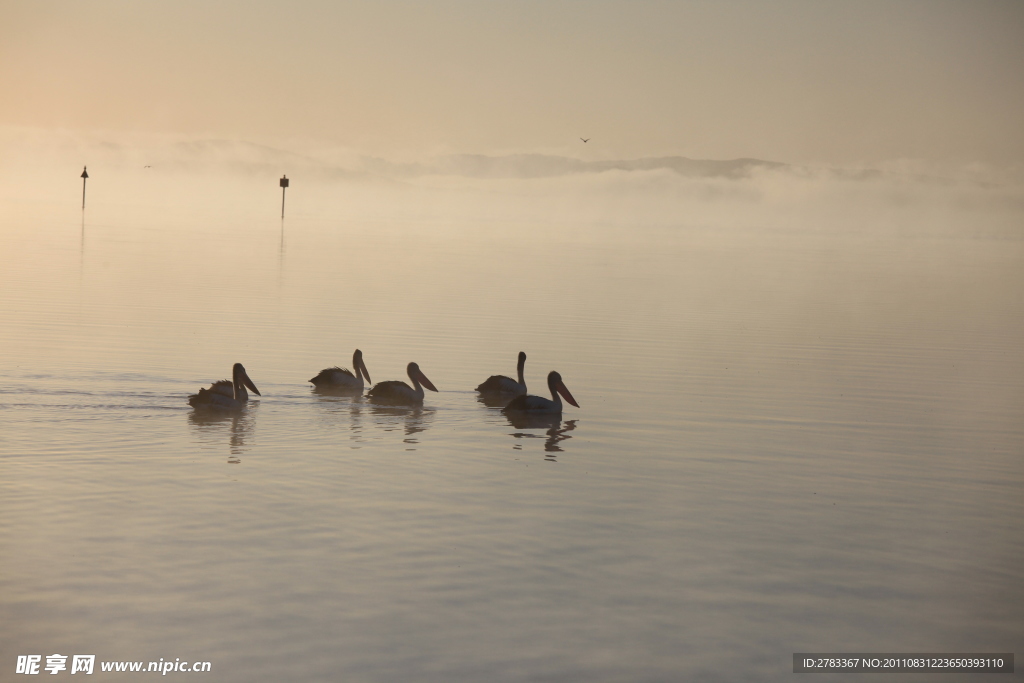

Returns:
2,0,1022,164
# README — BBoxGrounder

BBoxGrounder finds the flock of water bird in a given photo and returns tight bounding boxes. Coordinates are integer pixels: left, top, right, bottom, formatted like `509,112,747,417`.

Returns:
187,350,580,416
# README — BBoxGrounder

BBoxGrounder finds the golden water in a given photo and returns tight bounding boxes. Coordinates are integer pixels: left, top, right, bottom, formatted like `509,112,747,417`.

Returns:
2,166,1022,681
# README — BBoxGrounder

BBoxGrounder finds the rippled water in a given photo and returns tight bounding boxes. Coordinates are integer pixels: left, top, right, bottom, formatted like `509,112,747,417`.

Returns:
1,168,1022,681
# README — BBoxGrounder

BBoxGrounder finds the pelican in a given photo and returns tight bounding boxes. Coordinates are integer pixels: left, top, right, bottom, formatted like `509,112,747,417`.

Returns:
476,351,527,395
309,349,372,392
367,362,438,405
188,363,261,411
502,370,578,414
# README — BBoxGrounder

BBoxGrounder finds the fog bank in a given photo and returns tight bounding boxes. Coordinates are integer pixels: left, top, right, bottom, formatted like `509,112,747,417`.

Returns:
1,128,1021,240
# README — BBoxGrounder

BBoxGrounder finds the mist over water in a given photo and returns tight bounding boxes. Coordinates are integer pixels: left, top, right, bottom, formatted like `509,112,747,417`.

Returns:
1,134,1022,681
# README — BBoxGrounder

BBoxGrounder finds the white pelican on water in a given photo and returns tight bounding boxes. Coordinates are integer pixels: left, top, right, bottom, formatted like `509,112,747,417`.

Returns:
476,351,527,395
188,363,261,411
309,349,372,392
502,370,578,415
367,362,438,405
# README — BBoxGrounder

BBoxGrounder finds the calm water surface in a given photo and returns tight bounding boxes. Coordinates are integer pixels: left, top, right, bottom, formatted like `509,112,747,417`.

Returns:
1,173,1022,681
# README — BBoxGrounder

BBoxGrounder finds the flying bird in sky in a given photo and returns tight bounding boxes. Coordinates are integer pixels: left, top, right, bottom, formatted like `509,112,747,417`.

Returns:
580,138,590,143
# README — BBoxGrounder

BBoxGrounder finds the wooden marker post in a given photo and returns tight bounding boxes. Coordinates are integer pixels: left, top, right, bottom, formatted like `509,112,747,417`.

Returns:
280,175,289,219
81,166,89,209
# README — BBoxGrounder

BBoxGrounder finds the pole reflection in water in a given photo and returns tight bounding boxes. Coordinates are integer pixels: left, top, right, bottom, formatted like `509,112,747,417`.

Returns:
79,215,85,282
187,404,259,462
278,217,286,289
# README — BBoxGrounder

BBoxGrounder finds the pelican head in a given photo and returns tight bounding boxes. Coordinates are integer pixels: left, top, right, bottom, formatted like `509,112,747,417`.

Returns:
233,363,261,401
353,349,372,384
408,362,438,392
547,371,579,408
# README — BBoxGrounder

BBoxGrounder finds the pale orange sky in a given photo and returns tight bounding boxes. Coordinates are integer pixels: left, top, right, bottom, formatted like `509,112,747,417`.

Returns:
2,0,1022,164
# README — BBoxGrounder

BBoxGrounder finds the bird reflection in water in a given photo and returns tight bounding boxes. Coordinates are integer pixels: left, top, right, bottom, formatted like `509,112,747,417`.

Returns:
476,392,514,409
311,392,366,448
367,404,435,450
505,414,579,460
187,405,258,462
310,382,365,398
